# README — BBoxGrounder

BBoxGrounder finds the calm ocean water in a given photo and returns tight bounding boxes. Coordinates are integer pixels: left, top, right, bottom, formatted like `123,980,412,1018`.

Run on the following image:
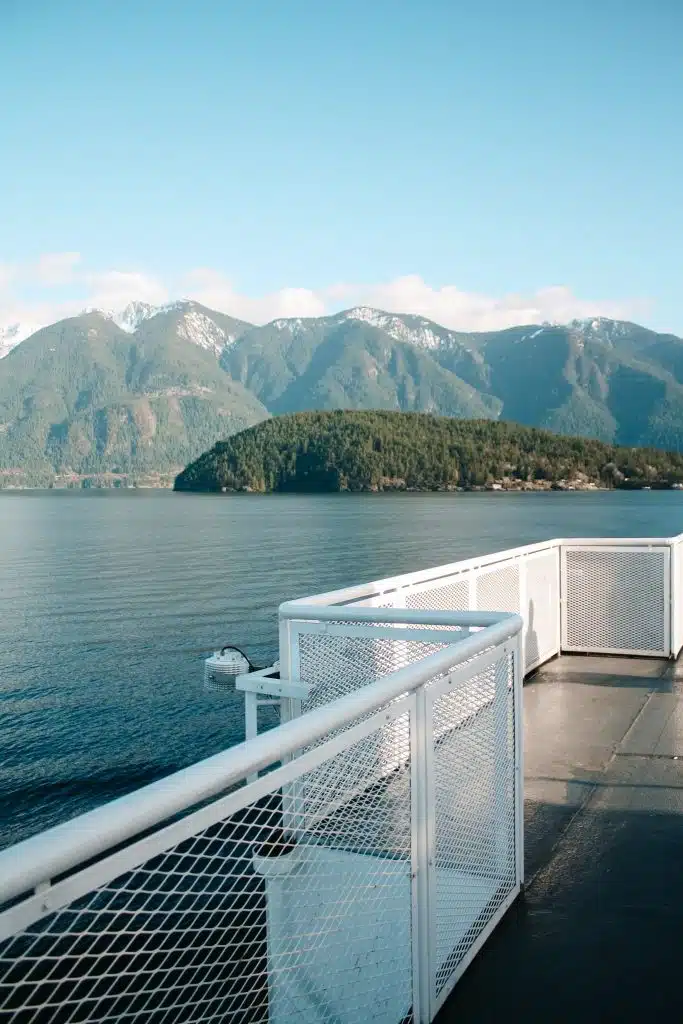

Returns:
2,488,683,848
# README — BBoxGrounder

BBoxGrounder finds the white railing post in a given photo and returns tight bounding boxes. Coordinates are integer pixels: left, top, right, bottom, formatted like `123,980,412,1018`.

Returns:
514,630,525,889
278,615,296,726
494,645,511,882
518,555,528,673
467,569,476,610
412,684,433,1023
669,538,681,658
671,540,675,658
556,541,563,660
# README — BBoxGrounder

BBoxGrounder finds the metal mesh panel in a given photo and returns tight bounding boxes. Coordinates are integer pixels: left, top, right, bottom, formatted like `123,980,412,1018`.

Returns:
405,578,470,612
0,711,415,1024
296,629,465,715
475,565,520,615
524,549,560,671
562,546,669,655
428,651,516,1004
293,630,462,813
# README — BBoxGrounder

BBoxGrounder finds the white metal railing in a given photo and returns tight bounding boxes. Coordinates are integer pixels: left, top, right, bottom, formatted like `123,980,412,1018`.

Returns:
560,539,672,657
280,534,683,675
0,612,523,1024
3,529,683,1023
233,533,683,750
280,540,561,678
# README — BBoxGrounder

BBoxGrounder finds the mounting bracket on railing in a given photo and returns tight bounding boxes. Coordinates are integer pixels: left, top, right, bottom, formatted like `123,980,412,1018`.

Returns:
236,666,312,755
236,666,313,783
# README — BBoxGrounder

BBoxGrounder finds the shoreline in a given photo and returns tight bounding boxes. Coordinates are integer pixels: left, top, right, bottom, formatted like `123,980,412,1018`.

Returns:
2,479,682,494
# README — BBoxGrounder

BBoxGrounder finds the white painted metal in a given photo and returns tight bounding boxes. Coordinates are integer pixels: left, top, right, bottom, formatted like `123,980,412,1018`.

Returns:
0,616,519,912
236,665,311,700
253,698,417,1024
283,540,563,678
523,546,561,671
279,608,505,732
0,616,522,1024
424,642,520,1013
278,613,516,842
237,665,292,781
431,885,521,1012
413,684,432,1024
283,533,683,679
671,538,683,657
279,606,517,626
5,529,683,1023
514,629,525,891
283,539,564,611
561,543,671,656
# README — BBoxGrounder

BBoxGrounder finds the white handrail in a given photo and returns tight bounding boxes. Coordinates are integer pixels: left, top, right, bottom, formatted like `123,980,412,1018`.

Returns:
562,537,679,545
284,534,683,609
0,611,522,906
283,539,561,607
278,606,513,625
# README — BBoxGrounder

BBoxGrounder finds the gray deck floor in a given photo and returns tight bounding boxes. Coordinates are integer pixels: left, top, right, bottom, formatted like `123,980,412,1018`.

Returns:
439,654,683,1024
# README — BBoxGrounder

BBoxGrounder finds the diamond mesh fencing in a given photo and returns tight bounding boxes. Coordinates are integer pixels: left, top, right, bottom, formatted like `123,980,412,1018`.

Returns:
1,596,523,1024
0,706,415,1024
291,627,467,825
289,545,565,688
562,545,670,655
295,627,467,716
427,650,516,1006
405,579,470,614
475,564,520,615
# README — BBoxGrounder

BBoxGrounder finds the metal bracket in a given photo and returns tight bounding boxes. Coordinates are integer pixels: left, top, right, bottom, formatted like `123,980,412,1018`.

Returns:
236,667,312,700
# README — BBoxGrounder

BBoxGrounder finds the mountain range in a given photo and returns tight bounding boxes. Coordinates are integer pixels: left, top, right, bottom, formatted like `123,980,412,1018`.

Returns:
2,299,683,485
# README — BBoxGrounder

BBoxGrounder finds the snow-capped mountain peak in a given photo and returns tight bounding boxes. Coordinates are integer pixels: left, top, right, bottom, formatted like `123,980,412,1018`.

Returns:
112,301,239,354
70,300,236,355
339,307,451,350
175,309,234,354
566,316,633,348
567,316,632,337
342,306,387,326
112,301,161,333
81,300,189,333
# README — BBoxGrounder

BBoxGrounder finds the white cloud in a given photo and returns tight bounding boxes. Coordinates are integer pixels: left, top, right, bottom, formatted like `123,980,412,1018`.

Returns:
340,277,647,332
83,269,169,311
0,253,651,342
183,269,326,322
31,252,82,286
0,257,169,339
183,272,645,330
0,264,15,293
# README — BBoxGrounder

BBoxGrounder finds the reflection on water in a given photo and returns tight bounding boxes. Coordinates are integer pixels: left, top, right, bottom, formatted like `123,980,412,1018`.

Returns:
1,488,682,846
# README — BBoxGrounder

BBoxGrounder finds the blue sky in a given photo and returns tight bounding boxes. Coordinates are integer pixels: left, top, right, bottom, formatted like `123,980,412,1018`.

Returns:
1,0,682,334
